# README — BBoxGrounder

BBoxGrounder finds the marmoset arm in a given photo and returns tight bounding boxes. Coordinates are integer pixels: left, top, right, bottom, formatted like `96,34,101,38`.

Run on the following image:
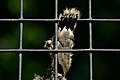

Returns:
33,8,80,80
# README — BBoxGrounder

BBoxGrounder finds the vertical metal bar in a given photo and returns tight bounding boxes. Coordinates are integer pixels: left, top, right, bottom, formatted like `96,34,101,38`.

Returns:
20,23,23,49
55,23,58,80
55,53,58,80
19,52,22,80
89,22,93,80
19,0,23,79
55,0,58,79
89,24,93,80
89,0,92,49
90,52,93,80
89,23,92,50
20,0,23,19
55,24,58,50
55,24,58,80
89,0,92,19
19,23,23,80
89,0,93,79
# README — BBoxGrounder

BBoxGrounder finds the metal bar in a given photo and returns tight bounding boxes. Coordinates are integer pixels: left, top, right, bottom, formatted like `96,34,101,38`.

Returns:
19,53,22,80
19,0,23,79
20,0,23,19
55,0,58,79
0,49,120,52
1,19,120,22
0,19,59,21
55,24,58,50
89,0,93,79
90,53,93,80
89,0,92,49
89,0,92,19
89,23,92,49
20,23,23,49
89,22,93,80
19,24,23,80
55,23,58,80
19,22,23,80
0,0,119,79
19,23,23,80
55,53,58,80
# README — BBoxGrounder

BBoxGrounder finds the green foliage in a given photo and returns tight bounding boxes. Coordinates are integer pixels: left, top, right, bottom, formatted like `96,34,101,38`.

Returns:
7,0,20,17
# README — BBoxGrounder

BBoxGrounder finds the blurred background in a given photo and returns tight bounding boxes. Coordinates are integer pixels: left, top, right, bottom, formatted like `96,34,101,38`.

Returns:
0,0,120,80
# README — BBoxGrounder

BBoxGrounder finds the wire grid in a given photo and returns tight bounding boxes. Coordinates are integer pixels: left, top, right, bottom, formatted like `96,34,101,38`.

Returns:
0,0,120,80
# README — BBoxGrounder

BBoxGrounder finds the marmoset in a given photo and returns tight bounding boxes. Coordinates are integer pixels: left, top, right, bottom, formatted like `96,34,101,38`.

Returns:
44,8,80,80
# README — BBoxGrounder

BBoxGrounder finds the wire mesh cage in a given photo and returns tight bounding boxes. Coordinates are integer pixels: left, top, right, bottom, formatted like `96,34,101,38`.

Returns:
0,0,120,80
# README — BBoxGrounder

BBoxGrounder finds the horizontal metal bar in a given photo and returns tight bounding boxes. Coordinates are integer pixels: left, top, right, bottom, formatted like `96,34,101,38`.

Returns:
0,19,58,22
91,19,120,22
0,19,88,22
0,49,89,52
0,19,120,22
0,49,120,52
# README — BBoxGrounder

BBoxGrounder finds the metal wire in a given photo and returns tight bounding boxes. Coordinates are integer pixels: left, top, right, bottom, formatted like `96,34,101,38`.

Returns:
18,22,23,80
89,23,93,80
19,0,23,79
19,53,22,80
1,19,120,22
89,0,93,79
89,23,92,50
0,0,119,80
55,23,58,80
89,42,93,80
20,0,23,19
20,23,23,49
0,49,120,52
55,0,58,79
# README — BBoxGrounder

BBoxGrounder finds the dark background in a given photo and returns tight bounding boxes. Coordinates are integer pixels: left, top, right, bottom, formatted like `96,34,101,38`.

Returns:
0,0,120,80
